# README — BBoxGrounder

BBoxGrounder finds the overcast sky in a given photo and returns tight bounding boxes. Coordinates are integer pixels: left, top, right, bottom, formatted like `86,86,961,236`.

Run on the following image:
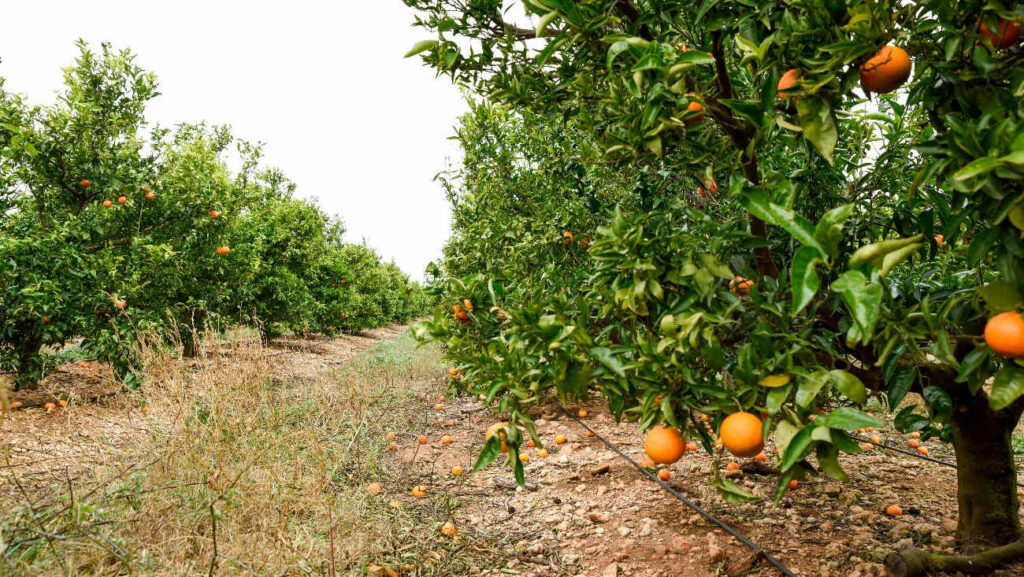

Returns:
0,1,465,280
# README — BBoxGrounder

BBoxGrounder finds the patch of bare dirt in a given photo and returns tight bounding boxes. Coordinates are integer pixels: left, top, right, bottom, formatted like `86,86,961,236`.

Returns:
393,386,1024,577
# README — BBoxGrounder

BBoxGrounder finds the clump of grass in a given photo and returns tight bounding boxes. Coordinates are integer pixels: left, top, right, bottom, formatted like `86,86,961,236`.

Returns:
1,331,500,576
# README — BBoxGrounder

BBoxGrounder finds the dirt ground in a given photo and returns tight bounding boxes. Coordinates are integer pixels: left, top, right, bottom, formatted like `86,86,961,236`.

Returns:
3,327,1024,577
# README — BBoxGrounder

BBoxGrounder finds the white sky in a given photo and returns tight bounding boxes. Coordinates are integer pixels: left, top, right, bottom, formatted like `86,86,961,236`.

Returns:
0,1,465,280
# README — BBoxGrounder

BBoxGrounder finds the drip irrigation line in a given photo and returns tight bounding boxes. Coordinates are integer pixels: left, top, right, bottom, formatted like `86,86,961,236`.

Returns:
848,433,1024,489
555,404,797,577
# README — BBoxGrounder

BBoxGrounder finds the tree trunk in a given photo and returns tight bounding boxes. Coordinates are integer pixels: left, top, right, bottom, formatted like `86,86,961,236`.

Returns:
13,336,44,391
182,334,200,359
951,394,1021,551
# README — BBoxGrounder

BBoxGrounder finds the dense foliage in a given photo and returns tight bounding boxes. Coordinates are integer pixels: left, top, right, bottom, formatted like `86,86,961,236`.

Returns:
0,42,428,389
406,0,1024,558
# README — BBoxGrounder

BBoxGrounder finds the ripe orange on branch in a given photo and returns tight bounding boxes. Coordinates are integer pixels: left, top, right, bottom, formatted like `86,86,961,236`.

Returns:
778,68,799,99
985,312,1024,358
486,422,510,453
117,196,127,204
216,246,230,255
643,425,686,465
859,45,912,94
720,412,764,458
980,18,1020,50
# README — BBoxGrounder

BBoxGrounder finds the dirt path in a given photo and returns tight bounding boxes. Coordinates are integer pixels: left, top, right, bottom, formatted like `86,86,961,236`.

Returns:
3,328,1024,577
392,384,1024,577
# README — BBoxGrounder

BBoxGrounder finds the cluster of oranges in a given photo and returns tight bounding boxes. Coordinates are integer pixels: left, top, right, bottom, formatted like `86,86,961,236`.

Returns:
777,20,1017,101
452,299,472,326
562,231,593,248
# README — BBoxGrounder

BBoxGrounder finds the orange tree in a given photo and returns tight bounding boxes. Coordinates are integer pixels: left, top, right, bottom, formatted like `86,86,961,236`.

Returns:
0,42,162,388
405,0,1024,569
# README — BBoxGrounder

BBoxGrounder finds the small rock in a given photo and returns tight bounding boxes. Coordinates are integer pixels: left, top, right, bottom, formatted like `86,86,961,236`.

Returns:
602,562,620,577
821,520,834,533
591,464,611,476
617,526,632,537
589,512,610,524
823,483,842,498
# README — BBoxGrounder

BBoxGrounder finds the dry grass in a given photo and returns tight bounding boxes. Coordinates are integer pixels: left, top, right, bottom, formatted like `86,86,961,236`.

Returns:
0,329,501,576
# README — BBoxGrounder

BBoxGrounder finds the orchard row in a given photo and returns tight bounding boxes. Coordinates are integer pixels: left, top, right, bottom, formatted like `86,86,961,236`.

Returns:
0,42,429,390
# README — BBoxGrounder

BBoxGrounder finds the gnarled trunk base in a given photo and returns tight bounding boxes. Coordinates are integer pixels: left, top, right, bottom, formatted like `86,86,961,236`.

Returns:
885,541,1024,577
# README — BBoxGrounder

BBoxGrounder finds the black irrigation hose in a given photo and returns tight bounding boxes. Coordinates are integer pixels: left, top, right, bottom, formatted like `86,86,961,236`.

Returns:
556,404,798,577
848,433,1024,489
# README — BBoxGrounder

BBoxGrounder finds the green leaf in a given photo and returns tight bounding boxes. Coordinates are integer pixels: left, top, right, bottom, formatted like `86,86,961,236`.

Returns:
795,97,838,164
790,247,821,315
968,227,1001,265
816,444,849,481
819,407,881,430
953,157,1004,181
829,370,867,404
888,367,916,409
404,39,438,58
473,436,503,472
977,281,1023,313
590,347,625,377
849,235,924,270
814,204,853,259
759,374,792,388
536,11,559,36
779,426,815,471
711,476,761,503
831,271,883,342
922,385,953,420
796,372,828,408
990,364,1024,411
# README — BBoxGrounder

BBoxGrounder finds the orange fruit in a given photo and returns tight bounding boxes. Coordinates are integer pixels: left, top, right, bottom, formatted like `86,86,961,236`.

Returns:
102,200,113,208
726,462,740,472
10,401,23,410
144,190,156,200
441,435,453,445
418,435,428,444
116,300,127,310
778,68,799,99
909,431,921,438
386,443,398,451
387,432,397,440
754,453,767,462
641,458,656,469
860,442,874,450
657,469,672,481
788,480,798,489
439,396,446,402
643,425,687,465
80,179,91,188
44,402,56,412
686,442,698,452
683,95,705,124
42,316,50,323
216,246,230,255
886,505,903,516
117,196,127,204
519,453,529,462
585,431,595,438
908,439,920,448
434,404,444,411
449,368,457,376
210,210,220,219
451,465,464,476
934,234,944,248
537,449,548,458
447,419,456,426
705,180,718,196
985,312,1024,358
411,485,427,497
730,277,753,296
578,409,588,418
859,45,912,94
720,412,765,458
555,434,567,445
58,399,68,408
527,439,536,448
463,299,474,311
486,422,510,453
980,18,1020,50
700,414,710,422
367,482,383,494
91,375,100,382
870,436,881,444
140,406,149,415
918,447,929,456
436,418,444,425
441,521,457,536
